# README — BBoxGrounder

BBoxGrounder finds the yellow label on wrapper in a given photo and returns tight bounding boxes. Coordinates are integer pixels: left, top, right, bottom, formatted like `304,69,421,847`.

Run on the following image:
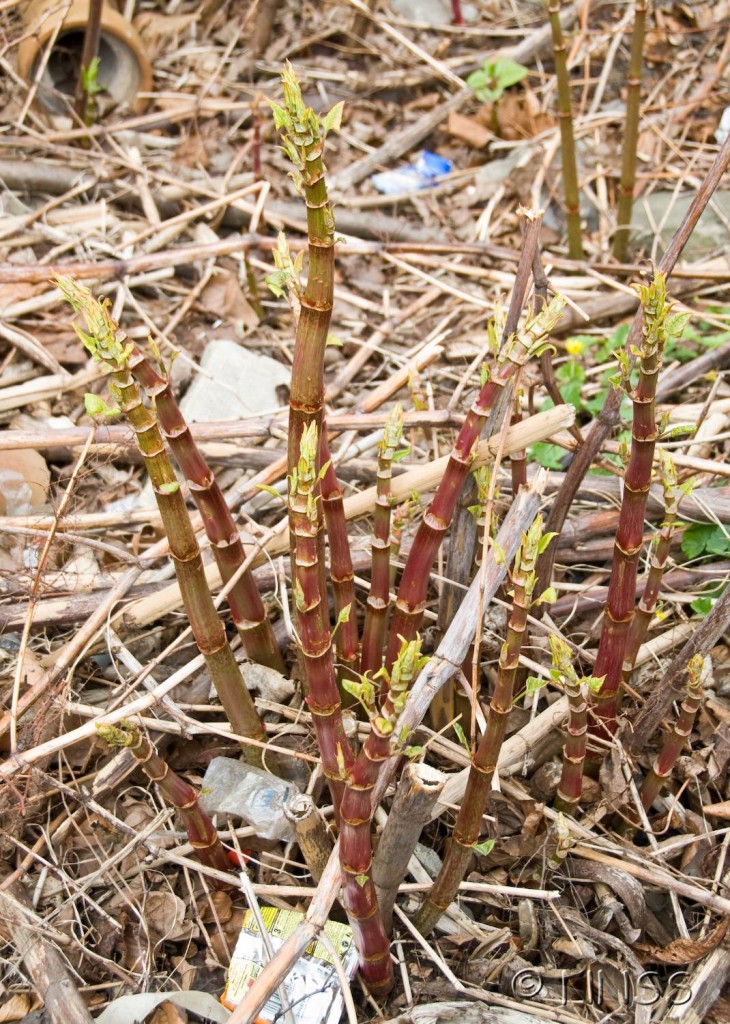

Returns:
222,907,357,1024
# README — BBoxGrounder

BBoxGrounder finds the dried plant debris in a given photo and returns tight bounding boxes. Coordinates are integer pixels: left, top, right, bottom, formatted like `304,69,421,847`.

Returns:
1,2,730,1023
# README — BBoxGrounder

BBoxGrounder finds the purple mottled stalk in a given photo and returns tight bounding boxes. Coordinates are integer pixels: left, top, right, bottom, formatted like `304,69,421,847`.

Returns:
554,684,588,813
546,0,583,259
589,274,687,742
386,214,562,669
99,722,231,881
415,516,545,936
289,425,354,815
129,350,284,673
622,449,680,681
340,638,426,994
639,654,706,811
270,67,355,808
319,436,359,680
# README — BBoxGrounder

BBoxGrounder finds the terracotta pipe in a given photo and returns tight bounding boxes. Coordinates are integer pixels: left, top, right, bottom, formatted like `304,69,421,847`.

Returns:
17,0,152,114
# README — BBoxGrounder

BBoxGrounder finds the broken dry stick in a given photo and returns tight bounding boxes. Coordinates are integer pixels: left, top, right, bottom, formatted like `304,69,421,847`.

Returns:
372,761,445,932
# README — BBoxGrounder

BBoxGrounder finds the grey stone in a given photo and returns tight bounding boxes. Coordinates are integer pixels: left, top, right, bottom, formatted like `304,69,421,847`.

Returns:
180,339,290,423
630,191,730,260
389,0,478,25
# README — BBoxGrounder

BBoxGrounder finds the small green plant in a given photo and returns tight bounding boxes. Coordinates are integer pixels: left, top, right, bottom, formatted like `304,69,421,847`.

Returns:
681,523,730,561
466,57,529,104
679,525,730,614
81,56,102,100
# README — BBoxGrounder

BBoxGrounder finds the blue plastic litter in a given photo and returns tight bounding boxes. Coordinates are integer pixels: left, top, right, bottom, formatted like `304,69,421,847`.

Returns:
371,150,453,195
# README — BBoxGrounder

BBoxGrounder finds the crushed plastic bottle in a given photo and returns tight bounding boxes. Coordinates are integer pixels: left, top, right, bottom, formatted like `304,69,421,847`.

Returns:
370,150,453,195
200,757,297,842
716,106,730,145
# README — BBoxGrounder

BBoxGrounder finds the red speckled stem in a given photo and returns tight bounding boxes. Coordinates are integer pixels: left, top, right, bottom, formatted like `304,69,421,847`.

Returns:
385,213,550,670
129,349,284,674
100,723,231,880
415,516,544,936
639,654,705,811
589,275,684,742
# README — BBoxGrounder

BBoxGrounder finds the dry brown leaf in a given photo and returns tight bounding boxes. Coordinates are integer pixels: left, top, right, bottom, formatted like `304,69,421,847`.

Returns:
636,918,729,965
199,269,259,330
552,935,596,960
446,111,490,149
0,449,50,513
0,281,47,309
122,917,148,974
0,994,32,1022
145,891,197,943
175,133,210,169
133,12,197,60
196,890,233,925
171,955,197,991
148,1000,188,1024
208,906,245,964
598,746,629,811
493,89,554,141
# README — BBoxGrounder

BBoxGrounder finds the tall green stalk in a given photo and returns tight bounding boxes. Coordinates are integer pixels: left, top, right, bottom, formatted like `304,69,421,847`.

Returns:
415,516,550,936
589,273,689,742
340,638,428,994
56,277,270,769
98,721,231,880
124,347,284,674
613,0,649,262
545,0,584,259
385,286,565,670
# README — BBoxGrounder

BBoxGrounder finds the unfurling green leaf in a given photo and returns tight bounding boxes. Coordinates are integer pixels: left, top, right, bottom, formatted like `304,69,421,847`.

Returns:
342,675,376,715
84,393,120,419
537,532,559,555
255,483,286,502
472,838,496,856
453,721,470,753
332,603,352,640
583,674,606,694
82,56,103,97
56,276,134,367
525,675,544,695
321,100,344,135
466,57,529,103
